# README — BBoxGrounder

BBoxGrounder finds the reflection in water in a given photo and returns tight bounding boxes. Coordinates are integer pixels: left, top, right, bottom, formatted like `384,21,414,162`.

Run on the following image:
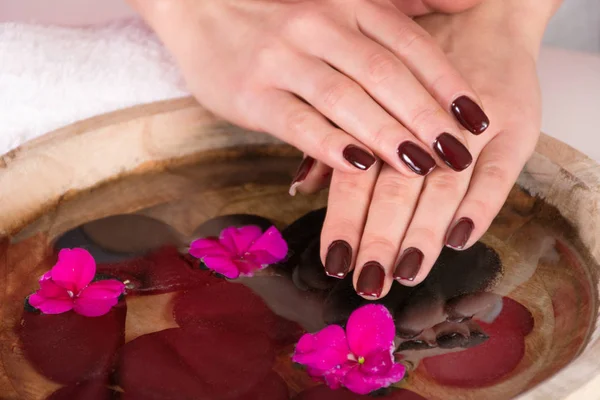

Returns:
10,199,587,400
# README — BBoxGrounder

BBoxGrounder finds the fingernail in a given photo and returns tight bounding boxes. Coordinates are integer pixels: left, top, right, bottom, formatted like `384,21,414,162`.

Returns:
289,156,315,196
397,142,436,176
437,332,469,349
324,240,352,278
465,331,489,348
445,217,474,250
451,96,490,135
397,329,423,339
433,133,472,171
343,145,376,171
397,340,435,351
356,261,385,298
394,247,423,282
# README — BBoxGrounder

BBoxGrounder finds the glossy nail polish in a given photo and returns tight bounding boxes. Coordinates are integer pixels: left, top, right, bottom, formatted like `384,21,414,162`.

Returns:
289,156,315,196
356,261,385,298
343,145,376,171
397,142,436,176
324,240,352,278
394,248,423,282
451,96,490,135
446,218,474,250
437,332,469,349
465,331,489,348
433,133,473,171
397,340,434,351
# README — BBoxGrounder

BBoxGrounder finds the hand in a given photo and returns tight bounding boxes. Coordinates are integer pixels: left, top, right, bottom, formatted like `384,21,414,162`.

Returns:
297,0,558,298
129,0,488,178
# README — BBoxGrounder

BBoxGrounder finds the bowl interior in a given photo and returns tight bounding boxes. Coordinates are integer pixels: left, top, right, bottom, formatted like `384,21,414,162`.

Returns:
0,144,597,400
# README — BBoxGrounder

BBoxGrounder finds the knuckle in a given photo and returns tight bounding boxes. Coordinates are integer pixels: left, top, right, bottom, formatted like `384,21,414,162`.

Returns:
408,106,442,132
320,78,356,109
392,24,430,53
285,109,315,136
286,8,328,35
425,173,463,197
362,235,398,254
334,176,362,195
374,176,410,201
407,226,439,247
479,163,509,185
366,52,398,84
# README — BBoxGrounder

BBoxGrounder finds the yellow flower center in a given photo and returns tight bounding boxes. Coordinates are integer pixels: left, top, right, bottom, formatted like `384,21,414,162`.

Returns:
358,356,365,365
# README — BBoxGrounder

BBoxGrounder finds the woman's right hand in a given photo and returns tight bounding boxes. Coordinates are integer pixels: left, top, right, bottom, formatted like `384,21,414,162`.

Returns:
128,0,488,177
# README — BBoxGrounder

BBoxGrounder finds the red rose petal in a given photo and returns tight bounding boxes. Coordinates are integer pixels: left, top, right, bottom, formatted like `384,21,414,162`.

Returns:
482,297,534,336
97,246,221,295
294,386,428,400
19,303,126,385
423,298,530,388
117,327,274,400
173,282,303,346
235,372,289,400
46,380,119,400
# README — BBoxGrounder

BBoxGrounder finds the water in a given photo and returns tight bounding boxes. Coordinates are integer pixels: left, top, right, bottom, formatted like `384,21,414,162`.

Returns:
1,156,596,400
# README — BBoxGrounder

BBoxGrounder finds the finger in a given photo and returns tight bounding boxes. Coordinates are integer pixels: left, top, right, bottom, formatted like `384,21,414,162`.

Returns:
353,164,423,299
275,55,438,177
289,156,332,196
393,167,472,286
320,163,381,279
290,23,474,172
357,1,490,135
252,90,376,173
446,131,537,250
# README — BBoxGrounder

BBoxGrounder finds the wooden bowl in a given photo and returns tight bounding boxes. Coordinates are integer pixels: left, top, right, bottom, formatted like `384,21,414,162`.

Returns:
0,97,599,400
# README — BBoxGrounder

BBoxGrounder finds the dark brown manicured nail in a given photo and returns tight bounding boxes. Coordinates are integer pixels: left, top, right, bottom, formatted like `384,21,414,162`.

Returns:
289,156,315,196
451,96,490,135
433,133,473,171
437,332,469,349
356,261,385,298
394,247,423,282
397,340,435,351
397,142,436,176
324,240,352,278
397,329,423,339
446,217,474,250
343,145,376,171
465,331,489,348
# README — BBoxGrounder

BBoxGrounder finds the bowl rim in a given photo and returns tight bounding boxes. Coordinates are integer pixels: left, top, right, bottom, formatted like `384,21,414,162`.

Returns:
1,97,599,400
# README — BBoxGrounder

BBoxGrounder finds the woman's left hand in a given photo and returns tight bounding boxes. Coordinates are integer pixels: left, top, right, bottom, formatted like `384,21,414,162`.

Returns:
293,0,560,298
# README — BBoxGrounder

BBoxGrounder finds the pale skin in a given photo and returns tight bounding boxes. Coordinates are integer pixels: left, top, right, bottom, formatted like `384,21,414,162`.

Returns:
128,0,562,299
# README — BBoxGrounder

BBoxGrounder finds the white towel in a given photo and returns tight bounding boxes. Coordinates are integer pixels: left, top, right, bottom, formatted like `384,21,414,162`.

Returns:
0,18,189,155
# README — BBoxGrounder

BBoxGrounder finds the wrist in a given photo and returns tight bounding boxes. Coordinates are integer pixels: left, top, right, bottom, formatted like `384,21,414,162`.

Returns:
449,0,562,58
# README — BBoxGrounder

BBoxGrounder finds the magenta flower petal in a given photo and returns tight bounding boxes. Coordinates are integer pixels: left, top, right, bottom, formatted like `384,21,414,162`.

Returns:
247,226,288,265
73,279,125,317
50,248,96,293
293,325,349,372
220,225,263,254
343,363,406,395
203,256,242,279
29,278,73,314
346,304,395,357
189,238,231,259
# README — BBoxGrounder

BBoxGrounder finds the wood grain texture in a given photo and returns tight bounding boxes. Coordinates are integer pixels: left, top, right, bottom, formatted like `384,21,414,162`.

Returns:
1,97,600,399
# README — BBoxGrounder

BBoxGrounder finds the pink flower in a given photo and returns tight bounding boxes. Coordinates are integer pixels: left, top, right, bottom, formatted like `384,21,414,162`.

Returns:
293,304,406,395
189,225,288,279
29,248,125,317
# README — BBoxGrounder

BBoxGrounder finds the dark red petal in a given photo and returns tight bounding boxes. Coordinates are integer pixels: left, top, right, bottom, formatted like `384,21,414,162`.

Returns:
96,246,221,295
117,327,274,400
423,298,529,388
294,385,427,400
235,372,289,400
19,302,126,385
46,380,120,400
173,282,303,346
481,297,534,336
